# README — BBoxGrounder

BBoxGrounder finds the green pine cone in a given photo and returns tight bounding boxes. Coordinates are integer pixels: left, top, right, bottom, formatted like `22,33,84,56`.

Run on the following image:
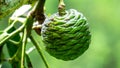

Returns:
41,9,91,61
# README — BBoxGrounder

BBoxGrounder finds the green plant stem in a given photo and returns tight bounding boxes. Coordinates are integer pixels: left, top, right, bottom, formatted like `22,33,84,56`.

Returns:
8,39,21,46
19,11,34,68
0,24,25,45
20,1,44,67
20,28,28,68
29,35,49,68
58,0,66,16
4,20,17,32
0,20,17,43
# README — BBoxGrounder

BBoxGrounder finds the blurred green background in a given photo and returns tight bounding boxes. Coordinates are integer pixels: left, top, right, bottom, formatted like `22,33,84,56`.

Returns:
0,0,120,68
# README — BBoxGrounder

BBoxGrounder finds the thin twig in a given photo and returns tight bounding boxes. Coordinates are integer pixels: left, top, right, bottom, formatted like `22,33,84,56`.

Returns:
20,28,28,68
58,0,66,16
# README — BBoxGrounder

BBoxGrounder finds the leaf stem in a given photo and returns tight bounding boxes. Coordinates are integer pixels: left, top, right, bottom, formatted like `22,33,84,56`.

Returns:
58,0,66,16
4,20,17,32
20,28,28,68
29,35,49,68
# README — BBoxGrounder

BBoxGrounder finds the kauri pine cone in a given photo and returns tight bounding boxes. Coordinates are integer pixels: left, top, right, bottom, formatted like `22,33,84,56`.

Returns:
41,9,91,61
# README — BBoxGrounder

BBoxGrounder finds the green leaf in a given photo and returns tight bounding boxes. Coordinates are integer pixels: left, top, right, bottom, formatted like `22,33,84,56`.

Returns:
26,54,33,68
6,27,21,57
5,26,21,68
0,31,5,64
0,31,3,34
0,45,4,64
0,32,9,45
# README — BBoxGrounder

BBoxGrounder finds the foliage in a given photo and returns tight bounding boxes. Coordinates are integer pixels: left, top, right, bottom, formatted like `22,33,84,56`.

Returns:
0,0,47,68
0,0,120,68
